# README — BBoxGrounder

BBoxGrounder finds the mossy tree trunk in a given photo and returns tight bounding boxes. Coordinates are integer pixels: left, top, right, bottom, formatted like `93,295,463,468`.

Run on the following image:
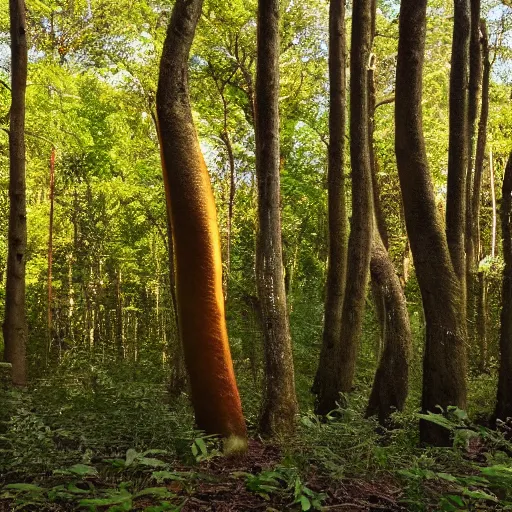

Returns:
472,20,490,373
395,0,467,446
446,0,470,301
336,0,374,399
366,0,411,424
156,0,247,446
313,0,348,416
366,231,411,424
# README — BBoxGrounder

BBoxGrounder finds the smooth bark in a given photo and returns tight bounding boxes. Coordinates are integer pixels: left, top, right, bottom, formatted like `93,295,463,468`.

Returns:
255,0,298,436
4,0,28,387
395,0,467,445
156,0,247,446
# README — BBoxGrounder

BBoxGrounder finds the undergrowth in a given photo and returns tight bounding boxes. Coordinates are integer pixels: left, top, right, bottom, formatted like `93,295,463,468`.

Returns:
2,342,512,511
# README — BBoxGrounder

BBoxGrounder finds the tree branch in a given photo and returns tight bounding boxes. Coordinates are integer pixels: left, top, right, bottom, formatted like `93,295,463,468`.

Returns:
374,95,395,110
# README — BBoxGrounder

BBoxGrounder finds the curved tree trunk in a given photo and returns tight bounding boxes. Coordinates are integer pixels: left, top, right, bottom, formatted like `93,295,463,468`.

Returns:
255,0,298,436
4,0,28,387
395,0,467,446
156,0,247,447
366,1,410,424
313,0,348,416
366,230,411,424
336,0,374,399
495,152,512,422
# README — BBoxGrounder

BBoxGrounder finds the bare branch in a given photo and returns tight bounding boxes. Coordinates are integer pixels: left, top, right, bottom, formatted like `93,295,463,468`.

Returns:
374,95,395,110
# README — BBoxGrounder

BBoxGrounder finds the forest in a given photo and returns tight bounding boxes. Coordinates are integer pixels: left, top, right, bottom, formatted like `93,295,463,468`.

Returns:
1,0,512,510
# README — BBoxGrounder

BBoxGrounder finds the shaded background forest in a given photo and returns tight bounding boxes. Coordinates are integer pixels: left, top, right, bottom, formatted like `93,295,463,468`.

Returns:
1,0,510,413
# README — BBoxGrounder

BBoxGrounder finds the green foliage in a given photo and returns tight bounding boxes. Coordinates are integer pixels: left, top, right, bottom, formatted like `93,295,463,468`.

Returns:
235,466,327,511
1,0,512,509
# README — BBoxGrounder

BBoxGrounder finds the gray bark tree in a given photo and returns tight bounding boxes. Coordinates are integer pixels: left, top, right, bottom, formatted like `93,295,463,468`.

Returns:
255,0,298,436
366,0,411,424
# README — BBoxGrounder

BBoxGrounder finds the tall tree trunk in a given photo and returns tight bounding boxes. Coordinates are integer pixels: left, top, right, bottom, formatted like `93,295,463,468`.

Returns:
255,0,298,436
472,20,489,372
149,108,185,395
395,0,467,446
312,0,348,416
366,1,411,424
472,20,489,263
476,270,488,372
465,0,482,337
47,147,56,359
490,147,497,258
115,269,124,360
446,0,470,298
336,0,373,399
4,0,28,387
164,216,187,396
220,128,235,301
156,0,247,447
464,0,482,280
495,152,512,422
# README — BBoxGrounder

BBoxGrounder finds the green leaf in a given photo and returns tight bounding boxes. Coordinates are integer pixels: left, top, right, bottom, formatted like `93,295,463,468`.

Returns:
68,463,99,477
299,495,311,511
437,473,459,483
461,488,497,501
135,487,173,498
5,483,45,493
67,483,91,494
125,448,139,466
152,471,187,483
417,413,455,430
195,438,208,456
79,492,132,507
139,457,168,468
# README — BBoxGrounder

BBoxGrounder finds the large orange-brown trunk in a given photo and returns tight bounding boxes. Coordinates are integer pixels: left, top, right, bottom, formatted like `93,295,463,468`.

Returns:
156,0,246,445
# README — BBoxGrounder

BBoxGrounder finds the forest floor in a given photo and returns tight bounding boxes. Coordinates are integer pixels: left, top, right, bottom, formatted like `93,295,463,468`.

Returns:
0,439,405,512
1,370,510,511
